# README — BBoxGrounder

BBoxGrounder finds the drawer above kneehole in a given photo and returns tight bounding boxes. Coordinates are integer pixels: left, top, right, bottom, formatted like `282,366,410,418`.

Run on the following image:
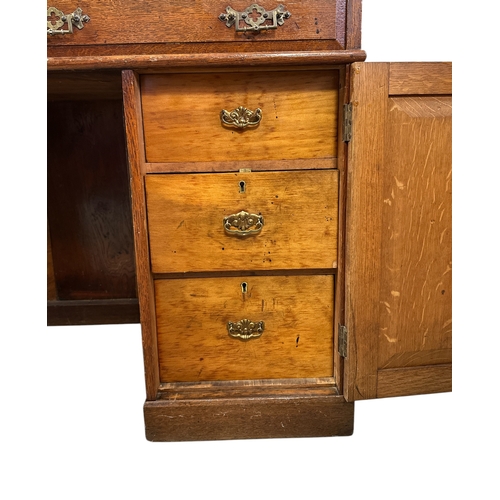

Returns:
140,70,339,164
145,170,339,273
48,2,347,49
155,275,334,383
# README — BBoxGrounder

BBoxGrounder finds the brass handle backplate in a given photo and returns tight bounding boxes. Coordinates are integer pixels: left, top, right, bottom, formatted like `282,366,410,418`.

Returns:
219,4,291,33
227,319,265,341
223,210,264,236
220,106,262,129
47,6,90,35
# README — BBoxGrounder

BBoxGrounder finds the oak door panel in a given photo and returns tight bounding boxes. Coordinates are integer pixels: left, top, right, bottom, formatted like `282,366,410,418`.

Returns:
344,62,452,400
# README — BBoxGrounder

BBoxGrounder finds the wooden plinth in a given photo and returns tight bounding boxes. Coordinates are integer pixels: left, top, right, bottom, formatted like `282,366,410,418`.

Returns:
143,380,354,441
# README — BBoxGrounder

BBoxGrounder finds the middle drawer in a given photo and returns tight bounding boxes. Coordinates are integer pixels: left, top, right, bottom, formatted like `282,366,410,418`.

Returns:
146,170,339,273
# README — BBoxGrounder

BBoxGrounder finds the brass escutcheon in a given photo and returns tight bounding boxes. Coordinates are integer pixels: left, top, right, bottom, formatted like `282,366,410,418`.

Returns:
227,319,265,341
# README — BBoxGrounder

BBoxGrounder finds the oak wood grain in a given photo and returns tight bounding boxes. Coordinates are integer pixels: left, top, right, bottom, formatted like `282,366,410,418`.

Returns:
47,1,345,47
377,364,451,398
155,275,334,382
157,377,338,399
141,70,338,163
122,70,159,400
379,348,452,370
344,62,389,400
146,170,339,273
144,389,353,441
47,50,367,71
389,62,452,96
344,62,452,401
377,94,452,371
346,0,362,49
47,40,346,59
333,65,349,393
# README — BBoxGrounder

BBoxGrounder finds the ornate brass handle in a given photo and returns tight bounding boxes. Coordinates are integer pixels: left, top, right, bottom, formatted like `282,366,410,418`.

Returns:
47,7,90,35
227,319,265,340
219,4,291,33
220,106,262,129
223,210,264,236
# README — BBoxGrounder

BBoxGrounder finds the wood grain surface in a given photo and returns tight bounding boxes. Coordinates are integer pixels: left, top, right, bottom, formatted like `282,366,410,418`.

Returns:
47,99,136,301
346,0,362,49
141,70,338,163
146,170,339,273
377,364,452,398
47,1,345,47
122,70,160,400
389,62,452,95
155,275,334,382
344,62,452,401
144,391,353,441
47,50,367,71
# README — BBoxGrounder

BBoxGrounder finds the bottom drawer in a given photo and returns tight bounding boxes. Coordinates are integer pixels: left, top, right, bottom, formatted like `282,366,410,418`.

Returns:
155,275,334,382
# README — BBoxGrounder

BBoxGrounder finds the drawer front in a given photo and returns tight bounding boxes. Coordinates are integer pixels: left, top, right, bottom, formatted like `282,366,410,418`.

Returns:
146,170,339,273
47,1,346,47
141,70,339,163
156,275,334,382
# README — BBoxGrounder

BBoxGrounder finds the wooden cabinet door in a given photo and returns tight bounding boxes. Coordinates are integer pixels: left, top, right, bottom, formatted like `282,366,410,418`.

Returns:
344,62,452,401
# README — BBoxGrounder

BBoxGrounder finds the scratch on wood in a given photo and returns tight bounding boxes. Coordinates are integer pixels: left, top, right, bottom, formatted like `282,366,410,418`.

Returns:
421,328,429,346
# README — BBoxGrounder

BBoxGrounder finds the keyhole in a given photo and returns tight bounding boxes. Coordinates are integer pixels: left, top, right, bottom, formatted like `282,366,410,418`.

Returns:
241,282,248,293
239,180,246,193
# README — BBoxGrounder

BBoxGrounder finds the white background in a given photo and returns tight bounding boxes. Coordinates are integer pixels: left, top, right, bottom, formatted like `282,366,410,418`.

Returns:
1,2,497,499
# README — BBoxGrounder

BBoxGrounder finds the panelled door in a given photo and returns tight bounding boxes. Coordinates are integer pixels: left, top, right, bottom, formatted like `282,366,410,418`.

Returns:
344,62,452,401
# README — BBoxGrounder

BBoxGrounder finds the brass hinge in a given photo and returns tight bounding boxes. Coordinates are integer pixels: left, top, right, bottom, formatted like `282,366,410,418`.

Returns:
338,324,348,358
343,103,352,142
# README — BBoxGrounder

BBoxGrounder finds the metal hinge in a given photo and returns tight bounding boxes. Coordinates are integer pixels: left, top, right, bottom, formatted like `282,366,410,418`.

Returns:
343,103,352,142
338,324,348,358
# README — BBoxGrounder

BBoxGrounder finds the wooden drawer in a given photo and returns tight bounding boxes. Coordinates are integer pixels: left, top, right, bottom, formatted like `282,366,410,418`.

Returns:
146,170,339,273
47,1,347,48
141,70,339,163
155,275,334,382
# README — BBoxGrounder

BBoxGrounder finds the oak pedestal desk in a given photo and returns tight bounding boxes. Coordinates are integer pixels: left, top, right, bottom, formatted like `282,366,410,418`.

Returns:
47,1,452,441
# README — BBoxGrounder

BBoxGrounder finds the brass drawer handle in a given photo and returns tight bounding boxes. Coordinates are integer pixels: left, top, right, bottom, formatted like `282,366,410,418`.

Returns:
219,4,291,33
220,106,262,129
47,7,90,35
223,210,264,236
227,319,265,341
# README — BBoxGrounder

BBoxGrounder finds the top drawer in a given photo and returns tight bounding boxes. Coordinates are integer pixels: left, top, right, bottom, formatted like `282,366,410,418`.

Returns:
141,69,339,164
47,1,347,48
